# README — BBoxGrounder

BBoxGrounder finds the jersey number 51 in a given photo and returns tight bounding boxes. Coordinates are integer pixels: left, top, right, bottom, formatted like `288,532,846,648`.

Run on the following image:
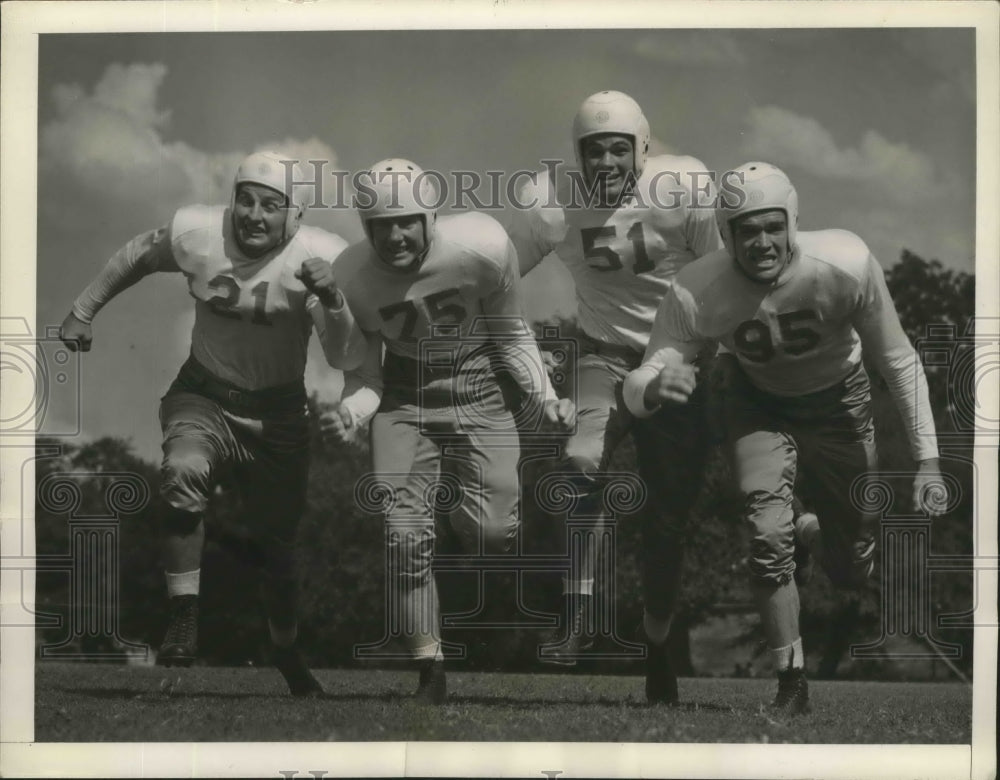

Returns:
581,223,654,275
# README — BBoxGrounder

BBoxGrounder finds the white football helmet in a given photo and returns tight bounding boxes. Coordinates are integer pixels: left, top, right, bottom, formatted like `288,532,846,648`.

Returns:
230,150,306,240
716,162,798,256
356,158,438,244
572,91,651,177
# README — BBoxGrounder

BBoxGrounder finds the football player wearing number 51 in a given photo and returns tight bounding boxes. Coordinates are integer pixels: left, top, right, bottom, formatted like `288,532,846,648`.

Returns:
504,91,724,703
328,159,575,704
58,151,367,695
623,162,946,714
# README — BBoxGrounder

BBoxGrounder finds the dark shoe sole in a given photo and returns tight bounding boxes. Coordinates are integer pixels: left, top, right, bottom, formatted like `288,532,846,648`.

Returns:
157,653,195,668
537,637,596,666
539,655,578,667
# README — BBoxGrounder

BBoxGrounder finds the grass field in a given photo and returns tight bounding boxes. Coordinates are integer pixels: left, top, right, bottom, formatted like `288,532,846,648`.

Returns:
34,662,972,744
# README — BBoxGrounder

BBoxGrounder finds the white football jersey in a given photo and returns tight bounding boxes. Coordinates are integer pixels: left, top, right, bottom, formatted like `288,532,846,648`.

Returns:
505,155,723,352
624,229,938,461
338,211,523,357
335,211,554,417
72,204,361,390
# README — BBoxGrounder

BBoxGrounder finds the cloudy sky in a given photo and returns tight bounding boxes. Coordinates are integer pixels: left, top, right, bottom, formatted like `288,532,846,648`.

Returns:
26,22,980,461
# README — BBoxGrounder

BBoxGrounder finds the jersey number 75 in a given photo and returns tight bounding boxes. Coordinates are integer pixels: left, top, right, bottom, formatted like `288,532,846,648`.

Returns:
378,287,468,343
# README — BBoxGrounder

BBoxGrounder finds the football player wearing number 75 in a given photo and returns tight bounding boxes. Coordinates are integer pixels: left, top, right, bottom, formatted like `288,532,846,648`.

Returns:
324,159,575,704
623,161,947,714
58,151,367,696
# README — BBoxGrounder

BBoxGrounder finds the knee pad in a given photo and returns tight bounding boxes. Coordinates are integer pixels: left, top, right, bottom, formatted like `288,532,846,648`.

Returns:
160,449,212,512
159,503,202,536
744,498,795,584
747,540,795,586
748,566,794,588
563,450,602,477
480,512,518,556
562,423,606,477
387,532,434,589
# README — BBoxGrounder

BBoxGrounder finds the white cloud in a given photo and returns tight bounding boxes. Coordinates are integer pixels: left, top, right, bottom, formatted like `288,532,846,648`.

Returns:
648,135,677,157
633,32,746,66
40,63,340,210
742,105,935,199
738,105,972,270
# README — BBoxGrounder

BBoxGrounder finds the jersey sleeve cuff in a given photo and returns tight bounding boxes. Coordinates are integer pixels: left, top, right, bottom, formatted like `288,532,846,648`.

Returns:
320,290,347,314
623,364,661,419
70,303,94,325
913,443,940,463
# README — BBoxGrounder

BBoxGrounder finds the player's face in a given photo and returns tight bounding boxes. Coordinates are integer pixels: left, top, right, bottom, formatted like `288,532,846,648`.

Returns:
233,184,288,257
369,215,427,270
731,210,790,283
581,134,635,202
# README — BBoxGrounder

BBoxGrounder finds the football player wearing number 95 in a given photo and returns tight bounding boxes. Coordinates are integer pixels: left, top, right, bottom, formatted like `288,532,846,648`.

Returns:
505,90,723,702
325,159,574,704
623,162,946,714
58,151,367,695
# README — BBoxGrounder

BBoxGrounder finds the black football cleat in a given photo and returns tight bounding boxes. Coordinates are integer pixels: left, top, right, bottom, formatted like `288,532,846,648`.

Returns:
157,595,198,668
538,594,595,667
414,659,447,705
644,636,679,705
770,666,810,715
273,644,324,697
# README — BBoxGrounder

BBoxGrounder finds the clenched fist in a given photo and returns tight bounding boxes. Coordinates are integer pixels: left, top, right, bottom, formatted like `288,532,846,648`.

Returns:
296,258,343,308
542,397,577,432
643,361,698,409
59,311,93,352
319,403,355,447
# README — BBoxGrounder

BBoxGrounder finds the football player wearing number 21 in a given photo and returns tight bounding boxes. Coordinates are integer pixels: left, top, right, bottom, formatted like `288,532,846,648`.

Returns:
58,152,367,696
623,162,947,714
325,159,575,704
